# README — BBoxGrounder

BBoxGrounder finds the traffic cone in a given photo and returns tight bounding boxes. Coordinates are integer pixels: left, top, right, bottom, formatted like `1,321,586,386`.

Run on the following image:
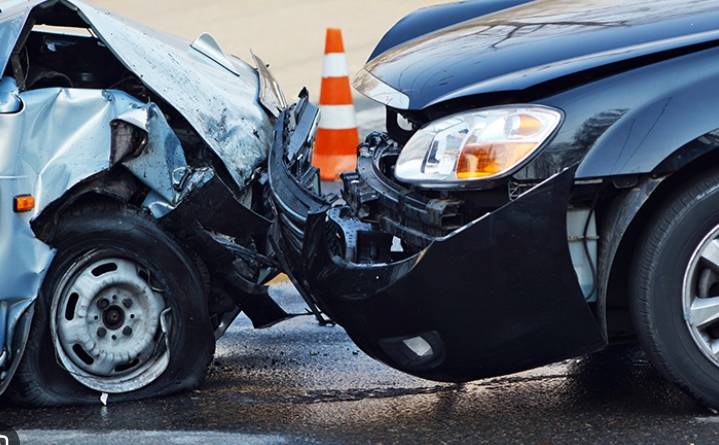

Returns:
313,28,359,180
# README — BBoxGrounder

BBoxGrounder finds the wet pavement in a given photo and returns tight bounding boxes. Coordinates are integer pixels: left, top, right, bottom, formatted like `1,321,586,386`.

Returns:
1,280,717,444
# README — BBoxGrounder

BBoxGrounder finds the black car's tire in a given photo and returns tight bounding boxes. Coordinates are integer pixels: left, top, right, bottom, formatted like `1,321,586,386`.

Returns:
632,170,719,408
6,202,214,406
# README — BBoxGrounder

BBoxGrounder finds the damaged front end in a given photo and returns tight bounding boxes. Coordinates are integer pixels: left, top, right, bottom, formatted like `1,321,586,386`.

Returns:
270,0,719,384
270,99,606,382
0,0,289,399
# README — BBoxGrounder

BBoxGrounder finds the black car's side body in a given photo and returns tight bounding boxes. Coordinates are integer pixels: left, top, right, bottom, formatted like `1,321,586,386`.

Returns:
270,0,719,382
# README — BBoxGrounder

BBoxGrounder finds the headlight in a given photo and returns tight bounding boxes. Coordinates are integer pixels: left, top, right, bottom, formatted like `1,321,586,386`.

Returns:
394,106,562,186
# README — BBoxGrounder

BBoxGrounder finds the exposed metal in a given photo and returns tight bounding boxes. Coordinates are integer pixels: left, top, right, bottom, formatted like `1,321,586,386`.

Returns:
113,104,215,218
51,255,170,393
191,32,242,77
567,208,598,301
69,0,273,188
253,52,287,118
683,224,719,368
0,0,285,398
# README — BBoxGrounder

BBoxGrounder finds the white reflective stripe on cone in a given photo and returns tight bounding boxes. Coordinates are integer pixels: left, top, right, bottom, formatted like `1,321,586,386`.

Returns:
319,105,357,130
322,53,349,78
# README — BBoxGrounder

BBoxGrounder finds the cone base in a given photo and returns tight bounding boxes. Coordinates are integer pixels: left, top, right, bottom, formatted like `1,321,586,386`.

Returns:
313,153,357,181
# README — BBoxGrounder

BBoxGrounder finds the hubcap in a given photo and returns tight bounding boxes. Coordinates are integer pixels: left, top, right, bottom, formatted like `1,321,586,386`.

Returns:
683,225,719,366
51,255,171,394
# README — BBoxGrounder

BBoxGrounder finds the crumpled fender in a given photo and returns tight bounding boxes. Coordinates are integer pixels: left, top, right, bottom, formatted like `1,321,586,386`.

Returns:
1,0,272,187
0,85,211,393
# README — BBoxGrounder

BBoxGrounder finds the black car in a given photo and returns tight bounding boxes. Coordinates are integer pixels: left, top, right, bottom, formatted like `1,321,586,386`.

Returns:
270,0,719,409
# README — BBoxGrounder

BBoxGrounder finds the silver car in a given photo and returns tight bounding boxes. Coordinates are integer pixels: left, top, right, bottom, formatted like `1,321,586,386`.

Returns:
0,0,291,405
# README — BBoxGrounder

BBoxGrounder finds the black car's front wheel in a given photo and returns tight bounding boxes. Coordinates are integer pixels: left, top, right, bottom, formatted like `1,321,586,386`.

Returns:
7,202,215,406
632,170,719,408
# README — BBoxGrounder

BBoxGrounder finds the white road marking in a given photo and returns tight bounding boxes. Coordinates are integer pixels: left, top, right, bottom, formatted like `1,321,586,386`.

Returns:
18,430,289,445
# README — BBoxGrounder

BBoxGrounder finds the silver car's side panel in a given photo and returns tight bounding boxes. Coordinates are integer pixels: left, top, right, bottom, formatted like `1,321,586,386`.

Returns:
0,77,21,112
10,88,148,210
0,174,52,369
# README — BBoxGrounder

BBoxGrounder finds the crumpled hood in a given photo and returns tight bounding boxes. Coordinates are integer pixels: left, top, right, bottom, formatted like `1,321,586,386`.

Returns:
364,0,719,110
0,0,272,187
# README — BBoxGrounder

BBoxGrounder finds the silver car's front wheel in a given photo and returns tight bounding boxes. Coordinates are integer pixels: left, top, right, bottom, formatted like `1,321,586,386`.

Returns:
8,203,214,407
52,255,171,394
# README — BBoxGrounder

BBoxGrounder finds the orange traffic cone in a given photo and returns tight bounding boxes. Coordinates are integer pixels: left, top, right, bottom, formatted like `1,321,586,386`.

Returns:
313,28,359,181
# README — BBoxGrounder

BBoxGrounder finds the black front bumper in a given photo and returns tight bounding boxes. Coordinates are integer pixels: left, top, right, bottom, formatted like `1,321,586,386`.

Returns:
269,98,606,382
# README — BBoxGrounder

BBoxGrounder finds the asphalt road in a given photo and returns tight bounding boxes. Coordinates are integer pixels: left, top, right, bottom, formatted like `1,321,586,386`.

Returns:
0,280,717,445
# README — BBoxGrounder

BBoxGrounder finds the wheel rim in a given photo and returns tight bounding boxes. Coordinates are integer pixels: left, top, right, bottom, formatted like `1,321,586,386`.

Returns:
51,253,172,394
683,224,719,367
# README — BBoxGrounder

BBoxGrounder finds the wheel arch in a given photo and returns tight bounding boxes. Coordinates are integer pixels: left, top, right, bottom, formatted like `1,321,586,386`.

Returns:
31,168,147,244
600,143,719,340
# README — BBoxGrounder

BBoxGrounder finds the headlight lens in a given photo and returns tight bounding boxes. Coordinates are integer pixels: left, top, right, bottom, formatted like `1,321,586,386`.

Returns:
394,106,562,186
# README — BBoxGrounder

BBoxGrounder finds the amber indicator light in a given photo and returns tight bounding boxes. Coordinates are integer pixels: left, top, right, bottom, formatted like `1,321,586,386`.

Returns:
14,195,35,213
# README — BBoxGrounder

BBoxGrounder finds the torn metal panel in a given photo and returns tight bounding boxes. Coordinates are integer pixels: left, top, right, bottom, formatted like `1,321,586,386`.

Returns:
68,0,274,188
191,32,241,77
113,104,215,217
0,0,280,399
252,52,287,118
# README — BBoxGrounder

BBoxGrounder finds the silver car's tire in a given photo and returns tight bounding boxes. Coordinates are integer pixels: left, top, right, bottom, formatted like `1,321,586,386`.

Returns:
632,170,719,408
7,202,214,406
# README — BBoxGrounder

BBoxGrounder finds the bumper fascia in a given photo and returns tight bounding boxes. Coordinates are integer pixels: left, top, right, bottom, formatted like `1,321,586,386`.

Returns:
269,103,607,382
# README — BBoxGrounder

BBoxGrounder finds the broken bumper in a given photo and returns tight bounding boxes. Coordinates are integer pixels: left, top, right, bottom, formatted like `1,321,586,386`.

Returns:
270,100,606,382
